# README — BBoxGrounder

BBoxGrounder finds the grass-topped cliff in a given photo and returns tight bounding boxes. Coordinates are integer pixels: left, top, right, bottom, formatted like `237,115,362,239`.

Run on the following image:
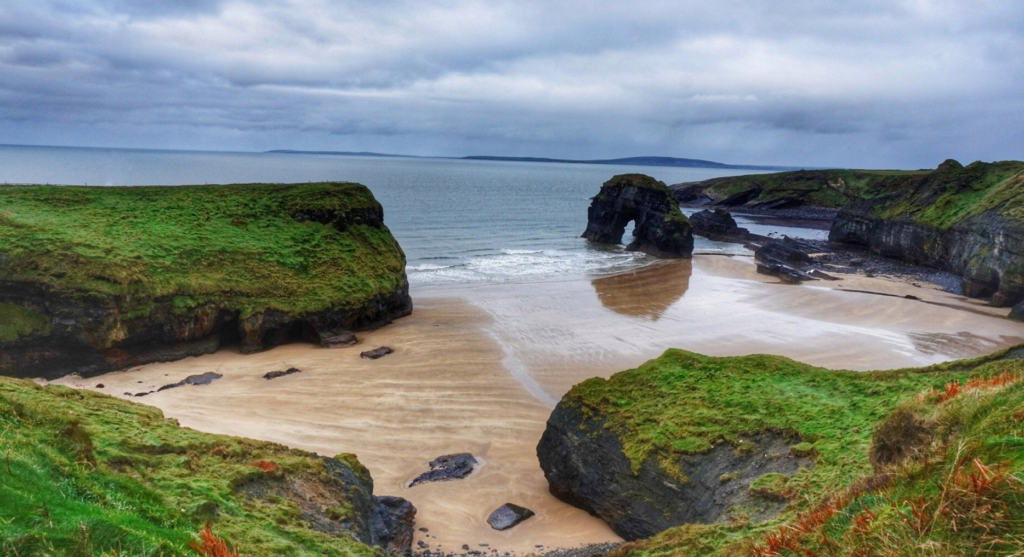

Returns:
0,375,411,557
671,168,929,210
0,182,412,378
829,160,1024,308
0,183,405,316
538,347,1024,555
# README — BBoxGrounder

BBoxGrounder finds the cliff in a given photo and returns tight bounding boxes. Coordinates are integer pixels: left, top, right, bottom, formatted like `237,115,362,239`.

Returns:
582,174,694,258
0,182,412,379
830,160,1024,307
0,375,415,556
537,347,1024,555
671,168,924,211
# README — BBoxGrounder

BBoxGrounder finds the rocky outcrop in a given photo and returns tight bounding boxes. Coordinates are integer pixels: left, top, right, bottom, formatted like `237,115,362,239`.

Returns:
0,183,413,379
582,174,694,258
690,208,744,237
408,453,478,487
486,503,536,531
830,160,1024,307
537,401,811,540
754,237,820,284
239,453,416,555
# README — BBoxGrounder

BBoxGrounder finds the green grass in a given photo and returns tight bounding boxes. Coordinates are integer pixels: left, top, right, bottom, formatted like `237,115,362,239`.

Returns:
564,348,1024,557
0,183,406,318
0,376,378,557
0,302,50,341
872,160,1024,229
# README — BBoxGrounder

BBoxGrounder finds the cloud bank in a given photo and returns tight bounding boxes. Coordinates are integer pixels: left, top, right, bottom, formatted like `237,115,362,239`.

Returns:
0,0,1021,167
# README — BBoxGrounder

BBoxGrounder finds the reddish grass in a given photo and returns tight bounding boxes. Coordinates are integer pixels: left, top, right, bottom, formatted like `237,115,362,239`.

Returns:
191,526,248,557
251,460,279,473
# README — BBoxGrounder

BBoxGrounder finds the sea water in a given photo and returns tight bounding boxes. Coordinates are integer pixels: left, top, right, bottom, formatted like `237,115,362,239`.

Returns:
0,144,826,286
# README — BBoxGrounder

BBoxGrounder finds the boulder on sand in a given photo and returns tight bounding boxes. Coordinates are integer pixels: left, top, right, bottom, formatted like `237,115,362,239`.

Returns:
486,503,535,531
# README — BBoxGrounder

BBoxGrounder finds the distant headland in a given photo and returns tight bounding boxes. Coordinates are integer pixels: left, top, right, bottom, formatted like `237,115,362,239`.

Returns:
266,149,797,171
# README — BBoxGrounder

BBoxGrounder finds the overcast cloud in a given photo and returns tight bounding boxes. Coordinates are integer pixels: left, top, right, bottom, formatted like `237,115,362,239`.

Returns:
0,0,1021,167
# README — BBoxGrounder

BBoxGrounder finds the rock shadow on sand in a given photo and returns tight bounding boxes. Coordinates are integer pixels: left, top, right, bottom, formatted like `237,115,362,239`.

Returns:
591,260,692,321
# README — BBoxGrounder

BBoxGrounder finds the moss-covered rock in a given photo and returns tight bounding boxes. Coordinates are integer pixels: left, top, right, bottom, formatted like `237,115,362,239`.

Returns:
537,346,1024,551
0,182,413,379
582,174,693,258
0,375,415,556
830,160,1024,306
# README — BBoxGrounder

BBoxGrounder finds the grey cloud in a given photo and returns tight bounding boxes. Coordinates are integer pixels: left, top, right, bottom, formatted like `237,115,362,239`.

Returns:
0,0,1022,168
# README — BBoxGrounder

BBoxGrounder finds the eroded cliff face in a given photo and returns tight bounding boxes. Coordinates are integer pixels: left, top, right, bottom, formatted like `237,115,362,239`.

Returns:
0,183,412,379
830,160,1024,307
582,174,694,258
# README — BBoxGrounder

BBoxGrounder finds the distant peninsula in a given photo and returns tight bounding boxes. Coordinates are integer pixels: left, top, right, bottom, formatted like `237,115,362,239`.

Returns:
266,150,795,171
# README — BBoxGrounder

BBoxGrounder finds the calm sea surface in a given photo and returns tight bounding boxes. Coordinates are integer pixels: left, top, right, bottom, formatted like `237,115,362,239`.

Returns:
0,145,824,286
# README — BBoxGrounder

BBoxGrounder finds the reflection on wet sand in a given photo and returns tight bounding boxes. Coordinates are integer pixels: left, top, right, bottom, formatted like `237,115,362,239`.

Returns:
591,259,691,320
908,331,1024,356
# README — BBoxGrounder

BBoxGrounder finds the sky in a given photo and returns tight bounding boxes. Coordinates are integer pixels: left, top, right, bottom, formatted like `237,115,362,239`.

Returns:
0,1,1021,168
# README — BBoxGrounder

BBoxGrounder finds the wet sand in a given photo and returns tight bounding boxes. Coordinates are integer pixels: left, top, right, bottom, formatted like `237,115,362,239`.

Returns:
51,255,1024,554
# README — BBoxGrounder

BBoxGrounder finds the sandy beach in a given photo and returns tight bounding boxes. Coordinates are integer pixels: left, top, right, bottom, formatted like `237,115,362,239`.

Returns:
51,255,1024,554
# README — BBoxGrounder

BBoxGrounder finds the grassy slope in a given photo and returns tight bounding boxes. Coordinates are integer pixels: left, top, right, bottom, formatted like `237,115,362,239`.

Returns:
560,348,1024,557
0,376,377,557
0,183,406,319
870,160,1024,230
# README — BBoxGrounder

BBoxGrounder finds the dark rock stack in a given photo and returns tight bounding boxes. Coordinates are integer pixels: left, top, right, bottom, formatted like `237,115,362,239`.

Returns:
537,401,811,540
582,174,694,258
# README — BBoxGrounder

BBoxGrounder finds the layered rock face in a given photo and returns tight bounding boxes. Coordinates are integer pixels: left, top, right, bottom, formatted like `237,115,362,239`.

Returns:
830,160,1024,307
538,400,809,540
582,174,694,258
0,183,412,379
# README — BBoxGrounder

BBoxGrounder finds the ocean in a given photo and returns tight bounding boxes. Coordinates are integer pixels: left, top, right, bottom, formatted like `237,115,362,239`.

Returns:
0,144,825,287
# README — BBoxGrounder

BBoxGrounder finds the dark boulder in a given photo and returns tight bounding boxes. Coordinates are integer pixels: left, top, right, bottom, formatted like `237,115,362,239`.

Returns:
409,453,478,487
264,367,301,380
360,346,393,359
320,330,358,348
486,503,536,531
689,208,750,240
157,371,223,392
1011,300,1024,322
582,174,694,258
537,402,811,540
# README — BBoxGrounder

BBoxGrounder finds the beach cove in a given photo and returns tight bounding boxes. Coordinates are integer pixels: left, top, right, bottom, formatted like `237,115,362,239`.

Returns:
50,253,1024,555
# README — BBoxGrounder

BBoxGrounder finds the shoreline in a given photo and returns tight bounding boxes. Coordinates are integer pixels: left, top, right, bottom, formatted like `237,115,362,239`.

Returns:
48,254,1023,555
